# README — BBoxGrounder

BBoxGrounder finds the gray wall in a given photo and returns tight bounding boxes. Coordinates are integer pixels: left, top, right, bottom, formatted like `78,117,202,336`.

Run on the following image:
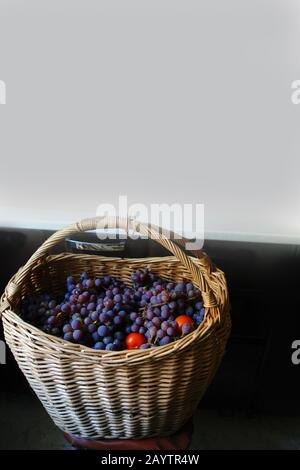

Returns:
0,0,299,243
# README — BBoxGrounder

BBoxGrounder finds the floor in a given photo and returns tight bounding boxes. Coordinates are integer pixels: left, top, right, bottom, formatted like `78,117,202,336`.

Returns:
0,391,299,450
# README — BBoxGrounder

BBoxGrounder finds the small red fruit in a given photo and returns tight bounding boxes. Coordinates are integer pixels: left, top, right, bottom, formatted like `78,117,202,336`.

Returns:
175,315,193,333
125,332,146,350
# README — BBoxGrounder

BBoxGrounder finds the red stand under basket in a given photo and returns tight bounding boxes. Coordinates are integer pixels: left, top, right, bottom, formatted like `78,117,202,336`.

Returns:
64,418,193,450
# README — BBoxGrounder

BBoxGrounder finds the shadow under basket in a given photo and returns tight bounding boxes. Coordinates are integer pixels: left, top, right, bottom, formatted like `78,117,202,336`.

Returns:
0,217,231,440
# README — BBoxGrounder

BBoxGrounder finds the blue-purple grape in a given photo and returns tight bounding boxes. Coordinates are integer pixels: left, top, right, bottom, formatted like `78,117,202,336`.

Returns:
73,329,83,341
159,336,171,346
140,343,151,349
182,323,192,335
103,336,113,345
98,325,109,337
63,332,73,342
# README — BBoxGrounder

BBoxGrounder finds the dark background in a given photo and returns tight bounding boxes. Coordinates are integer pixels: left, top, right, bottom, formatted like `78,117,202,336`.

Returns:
1,227,299,415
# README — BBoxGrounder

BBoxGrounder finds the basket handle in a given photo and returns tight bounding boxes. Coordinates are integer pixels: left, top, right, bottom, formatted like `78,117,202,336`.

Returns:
0,216,216,313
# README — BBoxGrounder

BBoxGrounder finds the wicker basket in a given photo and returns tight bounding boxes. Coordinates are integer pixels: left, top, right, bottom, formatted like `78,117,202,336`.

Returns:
0,216,230,439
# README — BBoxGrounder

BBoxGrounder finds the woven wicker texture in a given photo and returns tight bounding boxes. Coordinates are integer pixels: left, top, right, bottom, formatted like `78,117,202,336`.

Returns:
0,216,231,439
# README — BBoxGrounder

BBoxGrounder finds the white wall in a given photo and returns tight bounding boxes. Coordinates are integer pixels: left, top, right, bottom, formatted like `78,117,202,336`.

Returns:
0,0,299,243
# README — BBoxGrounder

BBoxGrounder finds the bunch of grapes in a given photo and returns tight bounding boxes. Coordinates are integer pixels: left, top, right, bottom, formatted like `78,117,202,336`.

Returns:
20,269,206,351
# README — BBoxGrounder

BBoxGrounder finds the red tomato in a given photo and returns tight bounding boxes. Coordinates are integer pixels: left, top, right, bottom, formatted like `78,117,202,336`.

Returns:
175,315,193,333
125,332,146,350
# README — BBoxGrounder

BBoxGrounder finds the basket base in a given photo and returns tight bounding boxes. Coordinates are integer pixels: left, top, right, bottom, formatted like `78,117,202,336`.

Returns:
63,419,193,451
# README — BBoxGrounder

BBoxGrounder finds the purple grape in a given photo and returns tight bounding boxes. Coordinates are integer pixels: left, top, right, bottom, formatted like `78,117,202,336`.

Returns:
113,303,121,313
167,327,175,336
92,332,100,342
159,336,171,346
104,299,114,309
99,312,109,323
140,343,151,349
161,309,170,320
113,294,122,303
194,309,205,325
94,341,105,350
152,317,161,327
186,306,194,317
168,301,176,310
71,319,82,330
113,338,122,348
149,326,157,337
86,279,94,289
63,332,73,342
175,283,184,294
182,323,192,335
98,325,109,337
68,283,75,293
89,311,97,322
146,291,153,300
81,291,90,302
131,324,139,333
88,323,97,333
114,316,122,326
146,309,154,320
70,305,76,314
157,329,165,339
73,330,83,341
186,282,193,292
47,316,56,326
63,324,72,334
103,336,113,345
80,307,87,316
135,317,143,326
118,310,126,319
108,310,115,320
